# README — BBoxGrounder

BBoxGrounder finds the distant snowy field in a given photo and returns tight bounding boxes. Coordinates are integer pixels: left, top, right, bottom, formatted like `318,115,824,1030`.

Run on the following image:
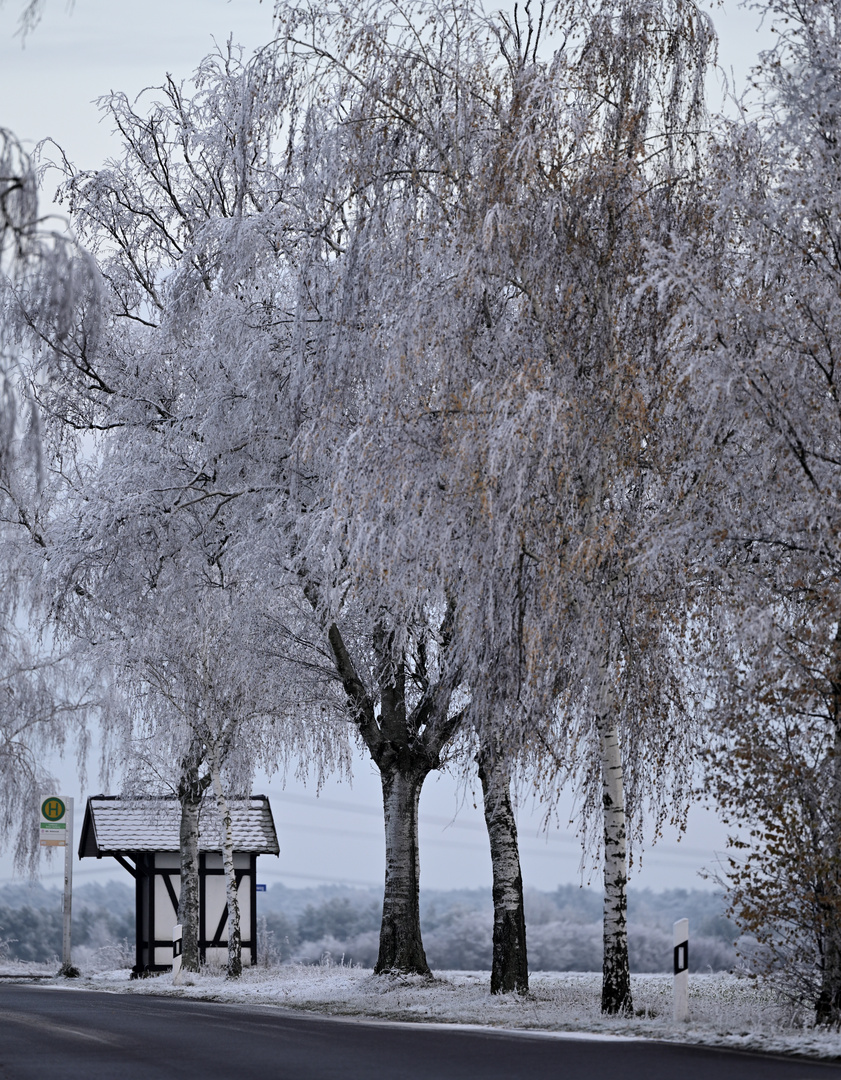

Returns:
5,964,841,1062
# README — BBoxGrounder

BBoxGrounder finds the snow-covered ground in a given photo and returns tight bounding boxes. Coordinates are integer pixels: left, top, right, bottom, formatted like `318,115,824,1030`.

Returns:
0,960,58,977
4,962,840,1062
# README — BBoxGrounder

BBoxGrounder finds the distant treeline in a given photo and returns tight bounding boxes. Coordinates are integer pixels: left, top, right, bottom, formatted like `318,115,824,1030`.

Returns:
0,881,135,966
259,883,737,973
0,880,738,973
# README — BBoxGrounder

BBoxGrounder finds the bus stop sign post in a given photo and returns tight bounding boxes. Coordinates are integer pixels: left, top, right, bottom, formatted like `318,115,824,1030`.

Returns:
40,795,74,974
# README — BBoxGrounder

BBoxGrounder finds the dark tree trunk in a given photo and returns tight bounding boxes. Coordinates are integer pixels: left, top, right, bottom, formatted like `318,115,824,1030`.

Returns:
177,757,205,974
816,916,841,1025
325,616,463,978
816,662,841,1024
375,763,431,974
477,747,528,995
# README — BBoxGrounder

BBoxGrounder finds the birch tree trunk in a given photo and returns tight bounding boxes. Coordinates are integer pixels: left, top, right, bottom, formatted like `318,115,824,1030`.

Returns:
375,762,431,975
177,754,205,974
477,746,528,994
210,752,242,979
817,638,841,1024
597,709,633,1015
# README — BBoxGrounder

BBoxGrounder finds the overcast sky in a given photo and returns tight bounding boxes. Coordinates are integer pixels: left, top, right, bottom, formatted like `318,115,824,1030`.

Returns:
0,0,772,898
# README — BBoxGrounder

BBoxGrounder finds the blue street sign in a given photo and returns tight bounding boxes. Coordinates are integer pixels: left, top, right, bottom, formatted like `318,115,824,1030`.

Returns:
255,884,267,892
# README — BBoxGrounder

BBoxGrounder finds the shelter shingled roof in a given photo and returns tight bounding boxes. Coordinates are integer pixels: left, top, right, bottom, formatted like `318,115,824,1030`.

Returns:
78,795,280,858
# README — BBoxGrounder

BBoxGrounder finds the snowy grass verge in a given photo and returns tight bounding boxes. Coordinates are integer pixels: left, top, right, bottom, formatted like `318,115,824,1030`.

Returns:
5,963,841,1061
0,960,57,977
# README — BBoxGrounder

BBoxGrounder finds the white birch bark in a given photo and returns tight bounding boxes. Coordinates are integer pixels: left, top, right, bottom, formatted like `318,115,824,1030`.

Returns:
597,670,633,1015
478,747,528,994
210,749,242,979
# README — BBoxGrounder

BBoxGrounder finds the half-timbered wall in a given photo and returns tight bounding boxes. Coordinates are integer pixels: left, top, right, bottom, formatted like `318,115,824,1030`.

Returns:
200,853,254,967
135,851,258,971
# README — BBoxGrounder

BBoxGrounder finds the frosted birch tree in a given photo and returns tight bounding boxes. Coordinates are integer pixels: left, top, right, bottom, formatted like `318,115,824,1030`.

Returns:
16,36,457,980
273,0,527,980
116,580,326,978
8,43,348,965
657,0,841,1023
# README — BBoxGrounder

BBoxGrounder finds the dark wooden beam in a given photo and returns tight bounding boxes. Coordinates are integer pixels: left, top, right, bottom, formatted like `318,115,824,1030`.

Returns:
113,853,138,878
210,870,247,948
162,871,179,916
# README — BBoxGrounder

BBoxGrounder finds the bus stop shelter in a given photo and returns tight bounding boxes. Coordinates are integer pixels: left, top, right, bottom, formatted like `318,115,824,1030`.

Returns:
78,794,279,973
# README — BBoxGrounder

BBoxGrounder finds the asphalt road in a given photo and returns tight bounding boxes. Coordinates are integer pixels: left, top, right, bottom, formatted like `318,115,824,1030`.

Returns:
0,984,839,1080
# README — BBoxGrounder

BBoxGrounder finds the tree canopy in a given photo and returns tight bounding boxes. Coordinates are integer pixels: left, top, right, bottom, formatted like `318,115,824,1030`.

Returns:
5,0,841,1022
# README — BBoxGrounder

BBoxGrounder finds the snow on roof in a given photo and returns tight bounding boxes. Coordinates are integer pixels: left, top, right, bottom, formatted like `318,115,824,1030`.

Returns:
79,795,280,857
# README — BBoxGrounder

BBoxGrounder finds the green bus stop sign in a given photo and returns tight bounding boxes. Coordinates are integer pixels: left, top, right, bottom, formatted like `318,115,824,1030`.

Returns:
41,797,66,821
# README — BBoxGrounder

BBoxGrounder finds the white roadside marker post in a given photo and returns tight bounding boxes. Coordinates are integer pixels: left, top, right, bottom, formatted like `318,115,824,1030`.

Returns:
673,918,689,1022
173,924,183,984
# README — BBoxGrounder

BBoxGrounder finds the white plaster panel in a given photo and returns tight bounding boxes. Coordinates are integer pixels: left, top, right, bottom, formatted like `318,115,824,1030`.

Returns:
154,874,180,938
